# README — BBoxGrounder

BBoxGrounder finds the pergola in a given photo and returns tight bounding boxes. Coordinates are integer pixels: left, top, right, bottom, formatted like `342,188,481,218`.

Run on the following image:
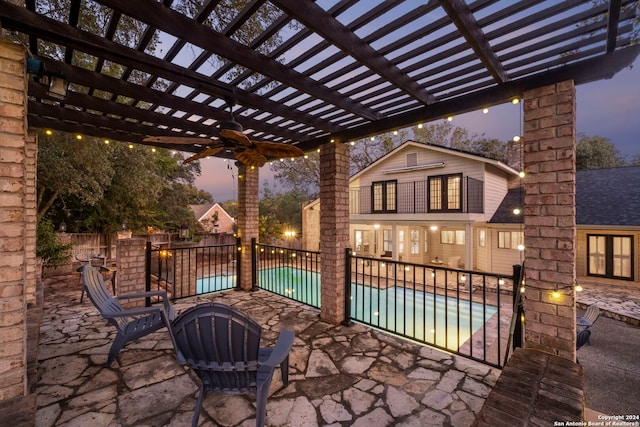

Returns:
0,0,638,153
0,4,639,417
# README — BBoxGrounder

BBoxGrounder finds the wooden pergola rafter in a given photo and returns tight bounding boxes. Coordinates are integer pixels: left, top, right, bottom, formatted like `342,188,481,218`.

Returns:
0,0,637,155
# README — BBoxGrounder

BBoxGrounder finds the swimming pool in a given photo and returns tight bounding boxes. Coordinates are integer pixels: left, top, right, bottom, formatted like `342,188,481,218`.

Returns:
201,266,498,351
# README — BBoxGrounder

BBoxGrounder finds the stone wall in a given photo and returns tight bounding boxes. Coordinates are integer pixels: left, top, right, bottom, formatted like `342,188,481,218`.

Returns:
522,81,577,359
319,142,350,324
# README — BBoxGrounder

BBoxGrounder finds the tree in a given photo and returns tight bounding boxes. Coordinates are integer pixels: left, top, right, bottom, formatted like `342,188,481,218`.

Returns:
258,185,308,242
37,131,115,220
576,134,626,170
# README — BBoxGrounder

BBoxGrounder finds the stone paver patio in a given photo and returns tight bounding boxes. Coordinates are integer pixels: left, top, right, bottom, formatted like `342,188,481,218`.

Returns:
36,274,502,427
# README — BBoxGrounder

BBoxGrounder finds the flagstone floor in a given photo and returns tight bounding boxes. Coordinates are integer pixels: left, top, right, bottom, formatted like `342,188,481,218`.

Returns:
35,274,502,427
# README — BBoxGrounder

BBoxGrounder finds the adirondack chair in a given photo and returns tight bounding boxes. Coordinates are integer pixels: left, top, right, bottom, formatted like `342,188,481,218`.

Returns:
81,264,176,367
576,329,591,364
171,302,294,427
577,304,600,329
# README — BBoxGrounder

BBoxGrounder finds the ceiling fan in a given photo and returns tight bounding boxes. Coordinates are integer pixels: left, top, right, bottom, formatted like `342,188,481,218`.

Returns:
143,98,304,167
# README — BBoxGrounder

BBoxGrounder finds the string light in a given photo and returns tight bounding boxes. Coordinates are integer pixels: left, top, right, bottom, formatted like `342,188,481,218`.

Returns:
447,116,453,121
75,134,82,140
482,107,489,114
45,129,52,136
512,98,520,104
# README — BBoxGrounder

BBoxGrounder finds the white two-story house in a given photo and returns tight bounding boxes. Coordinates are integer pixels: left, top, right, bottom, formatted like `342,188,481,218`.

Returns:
303,140,523,274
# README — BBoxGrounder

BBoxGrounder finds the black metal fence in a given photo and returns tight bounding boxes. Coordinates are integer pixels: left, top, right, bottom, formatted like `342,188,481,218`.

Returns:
146,240,239,299
350,176,484,214
145,239,521,368
254,241,321,308
346,253,516,368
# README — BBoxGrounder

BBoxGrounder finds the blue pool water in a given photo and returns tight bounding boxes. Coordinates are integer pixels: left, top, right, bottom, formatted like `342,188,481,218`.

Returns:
200,267,498,351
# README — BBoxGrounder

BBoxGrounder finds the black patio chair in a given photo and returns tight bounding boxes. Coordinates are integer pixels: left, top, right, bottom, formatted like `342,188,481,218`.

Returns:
81,264,175,367
576,329,591,364
171,302,294,427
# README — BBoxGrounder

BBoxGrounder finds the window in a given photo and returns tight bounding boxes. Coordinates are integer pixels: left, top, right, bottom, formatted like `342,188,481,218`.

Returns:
441,230,455,244
498,231,524,249
383,229,393,253
441,230,464,245
410,230,420,254
398,230,404,254
372,180,397,213
428,174,462,212
424,230,429,253
588,234,633,280
354,230,370,253
479,229,486,247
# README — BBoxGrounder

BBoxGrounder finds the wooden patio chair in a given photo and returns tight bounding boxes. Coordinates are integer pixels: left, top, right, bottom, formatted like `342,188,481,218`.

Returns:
81,264,176,367
171,302,294,427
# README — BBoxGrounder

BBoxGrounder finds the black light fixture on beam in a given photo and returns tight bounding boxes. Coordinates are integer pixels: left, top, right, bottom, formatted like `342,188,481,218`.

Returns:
26,58,68,100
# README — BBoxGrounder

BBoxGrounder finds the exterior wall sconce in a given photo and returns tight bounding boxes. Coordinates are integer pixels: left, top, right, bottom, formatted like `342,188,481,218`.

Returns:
26,58,69,100
180,223,190,240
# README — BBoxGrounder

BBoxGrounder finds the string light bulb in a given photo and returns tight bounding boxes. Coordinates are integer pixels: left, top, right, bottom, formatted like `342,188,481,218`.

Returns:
482,107,489,114
45,129,53,136
512,98,520,104
513,135,521,142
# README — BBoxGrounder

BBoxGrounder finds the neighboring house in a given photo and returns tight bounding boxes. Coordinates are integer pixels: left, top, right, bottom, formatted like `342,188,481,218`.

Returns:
489,166,640,284
190,203,235,234
302,141,640,286
303,140,521,272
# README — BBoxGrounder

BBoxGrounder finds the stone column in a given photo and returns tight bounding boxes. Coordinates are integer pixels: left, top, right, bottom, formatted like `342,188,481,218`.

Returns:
319,142,350,324
0,39,37,424
522,81,577,360
236,163,259,291
116,237,147,308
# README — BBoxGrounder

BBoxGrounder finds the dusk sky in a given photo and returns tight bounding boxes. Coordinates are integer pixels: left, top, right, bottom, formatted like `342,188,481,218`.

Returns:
195,62,640,203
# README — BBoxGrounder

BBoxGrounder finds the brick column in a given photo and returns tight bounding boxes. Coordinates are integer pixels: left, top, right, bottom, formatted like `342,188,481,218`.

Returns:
522,81,577,360
115,238,147,308
319,142,350,324
0,39,37,423
236,163,258,291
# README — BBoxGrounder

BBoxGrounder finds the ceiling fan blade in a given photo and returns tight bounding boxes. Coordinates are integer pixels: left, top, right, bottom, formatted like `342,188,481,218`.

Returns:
183,147,224,163
220,129,251,147
143,136,217,145
253,141,305,159
233,148,267,167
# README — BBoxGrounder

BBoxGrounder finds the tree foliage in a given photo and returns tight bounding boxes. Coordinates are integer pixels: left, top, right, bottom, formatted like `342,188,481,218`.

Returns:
576,134,626,170
258,184,308,243
36,219,72,267
37,130,209,233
